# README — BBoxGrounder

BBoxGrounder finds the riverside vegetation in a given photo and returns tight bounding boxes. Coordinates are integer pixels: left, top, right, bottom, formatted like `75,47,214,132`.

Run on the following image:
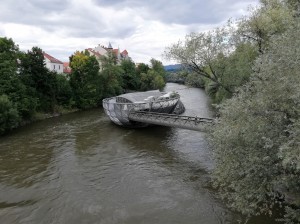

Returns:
164,0,300,222
0,41,166,135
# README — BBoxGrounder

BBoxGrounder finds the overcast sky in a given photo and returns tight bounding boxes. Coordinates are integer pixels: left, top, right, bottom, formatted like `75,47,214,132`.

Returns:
0,0,259,65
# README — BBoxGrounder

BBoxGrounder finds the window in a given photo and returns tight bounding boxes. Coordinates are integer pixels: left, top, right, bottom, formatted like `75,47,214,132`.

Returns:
54,65,56,70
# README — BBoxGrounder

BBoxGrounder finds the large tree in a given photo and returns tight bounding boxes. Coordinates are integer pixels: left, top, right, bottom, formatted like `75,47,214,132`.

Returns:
164,26,233,93
99,53,123,97
20,47,57,112
0,37,21,133
212,18,300,223
0,37,36,124
236,0,294,54
69,51,102,109
120,59,140,90
150,58,166,80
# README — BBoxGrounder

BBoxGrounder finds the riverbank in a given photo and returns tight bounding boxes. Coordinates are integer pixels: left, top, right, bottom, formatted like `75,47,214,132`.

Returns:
1,107,80,137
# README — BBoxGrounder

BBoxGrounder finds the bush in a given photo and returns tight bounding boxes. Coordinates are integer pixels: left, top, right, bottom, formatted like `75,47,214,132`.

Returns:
212,20,300,222
0,95,20,134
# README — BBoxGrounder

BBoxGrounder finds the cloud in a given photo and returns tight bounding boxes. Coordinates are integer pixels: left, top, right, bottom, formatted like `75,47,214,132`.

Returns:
91,0,258,25
0,0,259,64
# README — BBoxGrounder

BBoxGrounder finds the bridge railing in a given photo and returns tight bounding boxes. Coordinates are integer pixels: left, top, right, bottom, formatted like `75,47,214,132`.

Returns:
128,111,214,131
102,96,181,126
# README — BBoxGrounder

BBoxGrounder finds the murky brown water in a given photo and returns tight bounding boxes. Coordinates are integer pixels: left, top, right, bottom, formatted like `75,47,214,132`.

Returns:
0,83,275,224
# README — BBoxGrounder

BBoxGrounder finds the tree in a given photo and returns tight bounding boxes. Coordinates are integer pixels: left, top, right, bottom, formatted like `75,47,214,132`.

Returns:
185,72,205,88
99,53,123,97
0,37,19,78
150,58,166,80
285,0,300,15
164,26,234,94
140,70,165,91
136,63,150,76
0,95,20,135
20,47,57,112
206,42,258,103
69,51,102,109
0,37,37,120
211,18,300,223
55,74,73,107
120,59,140,90
237,0,294,54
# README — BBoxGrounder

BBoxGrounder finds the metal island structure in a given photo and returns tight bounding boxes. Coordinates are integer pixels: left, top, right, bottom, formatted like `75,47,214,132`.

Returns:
102,91,214,131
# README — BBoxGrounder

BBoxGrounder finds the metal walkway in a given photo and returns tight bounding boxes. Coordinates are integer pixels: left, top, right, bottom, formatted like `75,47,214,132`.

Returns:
128,111,214,132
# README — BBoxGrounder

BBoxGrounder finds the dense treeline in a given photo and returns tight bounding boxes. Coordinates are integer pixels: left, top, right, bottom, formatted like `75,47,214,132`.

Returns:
0,39,166,134
165,0,300,223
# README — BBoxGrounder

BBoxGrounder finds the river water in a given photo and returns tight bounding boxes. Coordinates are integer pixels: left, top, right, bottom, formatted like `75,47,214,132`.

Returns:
0,83,273,224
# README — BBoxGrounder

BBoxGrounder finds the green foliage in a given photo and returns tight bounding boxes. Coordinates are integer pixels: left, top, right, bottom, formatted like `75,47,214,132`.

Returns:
120,59,140,90
212,19,300,223
0,95,20,135
221,43,257,89
185,72,205,88
70,51,102,109
0,37,37,129
138,59,166,91
55,75,73,107
150,58,166,80
20,47,57,112
207,42,258,103
1,36,150,134
0,37,19,78
136,63,150,76
237,0,294,53
98,53,123,97
164,26,233,94
140,70,165,91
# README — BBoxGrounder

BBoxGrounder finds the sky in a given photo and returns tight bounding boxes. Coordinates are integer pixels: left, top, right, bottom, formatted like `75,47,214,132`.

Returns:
0,0,259,65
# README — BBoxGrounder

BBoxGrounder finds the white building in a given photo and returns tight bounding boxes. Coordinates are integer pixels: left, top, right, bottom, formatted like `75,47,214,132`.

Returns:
43,52,64,74
86,43,131,70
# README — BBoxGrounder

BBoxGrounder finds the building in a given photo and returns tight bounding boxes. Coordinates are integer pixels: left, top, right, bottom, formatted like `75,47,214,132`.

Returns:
63,62,71,75
121,50,129,60
43,52,64,74
86,43,131,70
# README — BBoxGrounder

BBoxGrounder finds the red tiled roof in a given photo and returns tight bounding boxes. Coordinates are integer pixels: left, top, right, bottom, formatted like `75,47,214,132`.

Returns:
63,62,71,74
86,48,102,57
43,52,63,64
121,50,128,55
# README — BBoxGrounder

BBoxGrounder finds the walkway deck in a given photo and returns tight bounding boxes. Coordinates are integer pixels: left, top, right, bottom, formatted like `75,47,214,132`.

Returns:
128,111,214,132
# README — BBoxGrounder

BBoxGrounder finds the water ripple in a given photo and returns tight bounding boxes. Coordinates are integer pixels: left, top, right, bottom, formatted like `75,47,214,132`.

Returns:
0,85,239,224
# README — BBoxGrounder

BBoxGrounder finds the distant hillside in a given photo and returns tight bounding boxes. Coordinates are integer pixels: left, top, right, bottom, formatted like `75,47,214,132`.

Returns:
164,64,182,72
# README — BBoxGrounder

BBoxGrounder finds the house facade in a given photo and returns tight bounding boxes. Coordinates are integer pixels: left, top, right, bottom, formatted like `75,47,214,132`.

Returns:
86,43,131,70
63,62,71,75
43,52,64,74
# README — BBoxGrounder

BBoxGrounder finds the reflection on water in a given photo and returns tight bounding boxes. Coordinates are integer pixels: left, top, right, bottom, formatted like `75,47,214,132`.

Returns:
0,83,273,224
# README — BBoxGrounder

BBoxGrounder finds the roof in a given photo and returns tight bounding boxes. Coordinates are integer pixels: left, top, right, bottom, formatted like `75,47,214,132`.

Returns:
121,50,128,55
63,62,71,74
107,42,113,49
43,52,63,64
86,48,102,57
117,90,162,103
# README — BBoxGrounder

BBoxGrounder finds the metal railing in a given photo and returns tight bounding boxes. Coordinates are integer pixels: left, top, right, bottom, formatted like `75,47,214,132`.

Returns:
128,111,214,132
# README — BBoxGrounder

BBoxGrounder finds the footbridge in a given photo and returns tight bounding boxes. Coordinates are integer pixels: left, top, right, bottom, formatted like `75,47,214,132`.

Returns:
128,111,214,132
103,90,215,132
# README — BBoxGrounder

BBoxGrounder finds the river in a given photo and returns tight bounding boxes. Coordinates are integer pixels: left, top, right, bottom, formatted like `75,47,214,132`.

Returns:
0,83,274,224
